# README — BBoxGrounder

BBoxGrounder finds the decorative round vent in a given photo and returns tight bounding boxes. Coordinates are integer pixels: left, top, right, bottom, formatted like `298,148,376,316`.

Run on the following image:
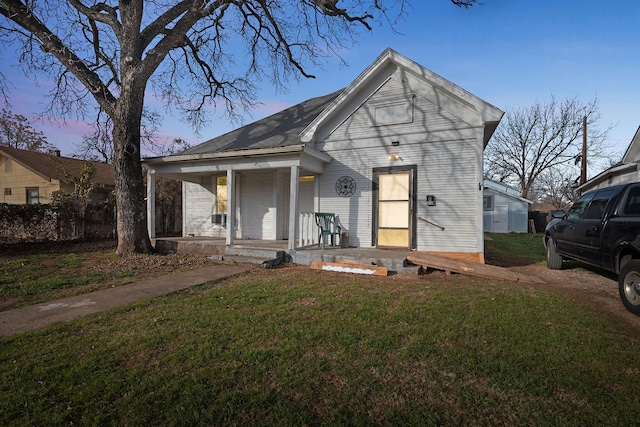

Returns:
335,175,356,198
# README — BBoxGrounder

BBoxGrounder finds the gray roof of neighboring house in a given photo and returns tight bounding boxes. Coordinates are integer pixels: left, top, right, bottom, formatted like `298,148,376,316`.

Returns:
180,90,342,155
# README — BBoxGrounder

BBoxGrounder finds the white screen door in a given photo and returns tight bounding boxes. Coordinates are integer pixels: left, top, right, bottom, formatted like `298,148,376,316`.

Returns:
377,171,411,247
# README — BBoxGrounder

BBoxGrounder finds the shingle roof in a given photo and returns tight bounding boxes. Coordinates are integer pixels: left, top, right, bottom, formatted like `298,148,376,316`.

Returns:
0,146,115,186
180,90,342,155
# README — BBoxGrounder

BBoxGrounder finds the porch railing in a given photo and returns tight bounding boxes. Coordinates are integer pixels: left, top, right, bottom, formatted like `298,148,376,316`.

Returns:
298,212,318,247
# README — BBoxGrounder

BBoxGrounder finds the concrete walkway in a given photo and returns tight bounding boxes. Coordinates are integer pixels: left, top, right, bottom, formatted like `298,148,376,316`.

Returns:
0,264,253,338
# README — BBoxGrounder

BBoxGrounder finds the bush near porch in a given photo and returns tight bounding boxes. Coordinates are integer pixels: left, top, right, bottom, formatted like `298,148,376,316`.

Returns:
1,234,639,425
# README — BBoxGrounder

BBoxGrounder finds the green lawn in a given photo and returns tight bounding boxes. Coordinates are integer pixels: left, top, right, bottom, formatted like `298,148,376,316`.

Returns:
0,240,216,309
2,255,640,425
484,232,546,266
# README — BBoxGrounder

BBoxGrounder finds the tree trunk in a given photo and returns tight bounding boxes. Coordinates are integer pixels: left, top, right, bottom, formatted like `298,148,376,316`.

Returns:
112,83,153,256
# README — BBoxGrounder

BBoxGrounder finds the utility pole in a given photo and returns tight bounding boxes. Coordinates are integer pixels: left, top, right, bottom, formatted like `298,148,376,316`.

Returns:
581,116,587,185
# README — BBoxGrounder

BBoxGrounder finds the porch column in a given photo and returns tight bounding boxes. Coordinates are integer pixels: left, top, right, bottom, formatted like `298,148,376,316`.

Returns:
288,165,300,250
146,169,156,239
226,169,236,246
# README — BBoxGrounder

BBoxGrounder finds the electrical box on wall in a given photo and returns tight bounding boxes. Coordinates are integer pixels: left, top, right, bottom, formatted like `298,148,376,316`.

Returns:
426,195,436,206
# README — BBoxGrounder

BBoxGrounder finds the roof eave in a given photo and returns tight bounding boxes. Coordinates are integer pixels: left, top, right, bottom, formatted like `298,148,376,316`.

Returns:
576,162,639,191
143,144,331,165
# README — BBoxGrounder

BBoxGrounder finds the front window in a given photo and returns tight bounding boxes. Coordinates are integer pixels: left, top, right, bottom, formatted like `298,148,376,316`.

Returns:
216,176,227,213
26,188,39,204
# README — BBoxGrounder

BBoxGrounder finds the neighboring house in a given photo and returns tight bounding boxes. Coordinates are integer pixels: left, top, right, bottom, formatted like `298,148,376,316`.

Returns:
0,146,115,204
144,48,504,260
577,125,640,193
483,179,532,233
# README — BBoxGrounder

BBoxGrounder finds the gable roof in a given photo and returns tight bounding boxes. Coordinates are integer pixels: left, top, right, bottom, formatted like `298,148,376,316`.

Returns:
0,146,115,186
577,124,640,192
300,48,504,146
621,125,640,163
160,48,503,159
179,90,342,156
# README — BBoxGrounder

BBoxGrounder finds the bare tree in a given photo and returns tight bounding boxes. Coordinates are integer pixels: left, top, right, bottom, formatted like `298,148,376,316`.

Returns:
74,119,114,164
74,109,161,164
530,168,580,209
0,108,53,152
485,96,613,200
0,0,479,255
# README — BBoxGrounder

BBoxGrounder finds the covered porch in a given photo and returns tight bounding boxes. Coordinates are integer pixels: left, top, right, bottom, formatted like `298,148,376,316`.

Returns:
145,145,332,251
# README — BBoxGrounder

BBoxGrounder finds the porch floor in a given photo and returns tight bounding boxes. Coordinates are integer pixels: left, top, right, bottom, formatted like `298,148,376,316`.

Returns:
152,237,418,275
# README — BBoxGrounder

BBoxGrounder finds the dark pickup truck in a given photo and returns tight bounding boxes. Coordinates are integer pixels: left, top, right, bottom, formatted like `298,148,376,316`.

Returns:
543,183,640,315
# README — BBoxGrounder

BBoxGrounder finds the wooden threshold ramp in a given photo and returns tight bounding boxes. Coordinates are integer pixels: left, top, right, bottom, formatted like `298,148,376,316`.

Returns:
310,260,388,276
407,253,543,284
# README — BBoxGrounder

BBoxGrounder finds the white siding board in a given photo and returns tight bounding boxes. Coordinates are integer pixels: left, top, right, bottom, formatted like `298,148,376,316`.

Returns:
325,73,469,144
239,170,274,239
590,169,640,191
317,68,484,252
184,180,218,236
318,136,481,252
415,140,480,252
318,160,373,247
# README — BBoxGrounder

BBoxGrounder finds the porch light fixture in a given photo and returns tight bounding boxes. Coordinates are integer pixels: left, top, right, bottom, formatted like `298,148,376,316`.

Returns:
388,153,402,161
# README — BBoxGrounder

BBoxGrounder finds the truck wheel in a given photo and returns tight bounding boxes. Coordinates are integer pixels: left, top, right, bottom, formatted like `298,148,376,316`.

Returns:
619,260,640,316
546,239,563,270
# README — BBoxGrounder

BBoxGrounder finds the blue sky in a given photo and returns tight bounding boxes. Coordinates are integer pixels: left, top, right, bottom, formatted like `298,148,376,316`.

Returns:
1,1,638,175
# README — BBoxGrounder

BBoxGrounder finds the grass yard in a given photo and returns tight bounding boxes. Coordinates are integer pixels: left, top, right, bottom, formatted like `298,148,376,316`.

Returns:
484,232,546,267
1,235,640,425
0,240,217,309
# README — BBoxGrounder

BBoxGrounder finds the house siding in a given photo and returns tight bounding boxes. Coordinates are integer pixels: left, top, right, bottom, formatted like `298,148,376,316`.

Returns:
314,73,484,253
0,155,60,203
239,170,274,239
325,76,462,143
184,179,217,236
316,139,480,251
586,168,640,192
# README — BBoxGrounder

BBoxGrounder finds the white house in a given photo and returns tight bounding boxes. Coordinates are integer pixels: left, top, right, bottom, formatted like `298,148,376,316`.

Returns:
143,49,503,261
483,179,532,233
578,125,640,193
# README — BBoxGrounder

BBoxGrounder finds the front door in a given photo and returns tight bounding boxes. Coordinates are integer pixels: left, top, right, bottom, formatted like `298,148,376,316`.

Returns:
374,167,416,249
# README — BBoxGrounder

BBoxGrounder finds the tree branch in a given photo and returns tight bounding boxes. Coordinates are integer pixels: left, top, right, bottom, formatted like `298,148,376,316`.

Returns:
0,0,117,113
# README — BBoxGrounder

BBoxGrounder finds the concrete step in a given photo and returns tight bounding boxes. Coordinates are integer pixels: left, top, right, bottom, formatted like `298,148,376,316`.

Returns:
225,247,285,260
293,251,421,275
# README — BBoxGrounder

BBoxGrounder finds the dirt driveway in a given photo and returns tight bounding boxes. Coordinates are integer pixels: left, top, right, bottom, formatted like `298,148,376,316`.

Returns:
510,262,640,327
